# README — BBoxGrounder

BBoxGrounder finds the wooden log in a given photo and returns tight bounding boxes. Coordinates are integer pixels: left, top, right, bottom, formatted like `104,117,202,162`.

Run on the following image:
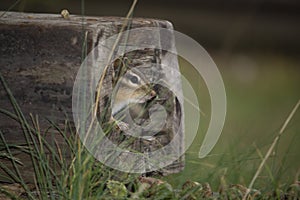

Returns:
0,11,184,183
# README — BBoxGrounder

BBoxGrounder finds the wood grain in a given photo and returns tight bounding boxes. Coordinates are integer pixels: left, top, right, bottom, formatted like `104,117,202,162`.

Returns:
0,11,184,183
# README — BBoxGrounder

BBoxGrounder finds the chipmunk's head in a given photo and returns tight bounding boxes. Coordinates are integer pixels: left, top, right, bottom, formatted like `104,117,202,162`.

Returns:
112,68,156,115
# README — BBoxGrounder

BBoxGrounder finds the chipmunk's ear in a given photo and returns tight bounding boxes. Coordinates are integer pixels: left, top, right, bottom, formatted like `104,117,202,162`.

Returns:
113,58,121,68
112,57,128,86
113,58,123,76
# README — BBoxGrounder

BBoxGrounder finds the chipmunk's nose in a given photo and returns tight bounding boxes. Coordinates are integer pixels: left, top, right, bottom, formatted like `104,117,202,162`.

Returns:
150,90,156,97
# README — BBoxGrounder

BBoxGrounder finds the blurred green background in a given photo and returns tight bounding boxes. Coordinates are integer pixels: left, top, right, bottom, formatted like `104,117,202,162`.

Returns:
1,0,299,190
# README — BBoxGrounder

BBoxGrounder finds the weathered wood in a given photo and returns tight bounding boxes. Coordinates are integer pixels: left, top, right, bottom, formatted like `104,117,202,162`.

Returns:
0,11,184,183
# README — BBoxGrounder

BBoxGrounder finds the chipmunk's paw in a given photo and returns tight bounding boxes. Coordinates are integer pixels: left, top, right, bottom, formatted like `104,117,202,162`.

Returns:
116,121,129,131
110,116,129,131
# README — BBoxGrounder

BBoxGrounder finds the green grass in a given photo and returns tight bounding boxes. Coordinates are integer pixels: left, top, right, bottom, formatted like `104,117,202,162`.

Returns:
166,54,300,196
1,0,300,199
1,54,300,199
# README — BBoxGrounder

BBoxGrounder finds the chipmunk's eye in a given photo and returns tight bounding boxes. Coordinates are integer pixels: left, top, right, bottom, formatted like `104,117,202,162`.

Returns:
129,75,139,84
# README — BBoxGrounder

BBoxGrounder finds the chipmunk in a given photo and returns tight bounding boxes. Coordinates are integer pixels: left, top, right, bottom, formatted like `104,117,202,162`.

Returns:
111,67,156,130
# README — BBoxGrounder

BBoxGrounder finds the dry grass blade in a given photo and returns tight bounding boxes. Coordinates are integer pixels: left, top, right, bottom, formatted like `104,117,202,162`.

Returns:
243,99,300,200
85,0,138,142
94,0,138,117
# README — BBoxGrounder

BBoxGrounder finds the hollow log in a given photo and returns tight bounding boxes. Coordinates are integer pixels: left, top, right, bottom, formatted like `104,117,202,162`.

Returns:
0,11,184,183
